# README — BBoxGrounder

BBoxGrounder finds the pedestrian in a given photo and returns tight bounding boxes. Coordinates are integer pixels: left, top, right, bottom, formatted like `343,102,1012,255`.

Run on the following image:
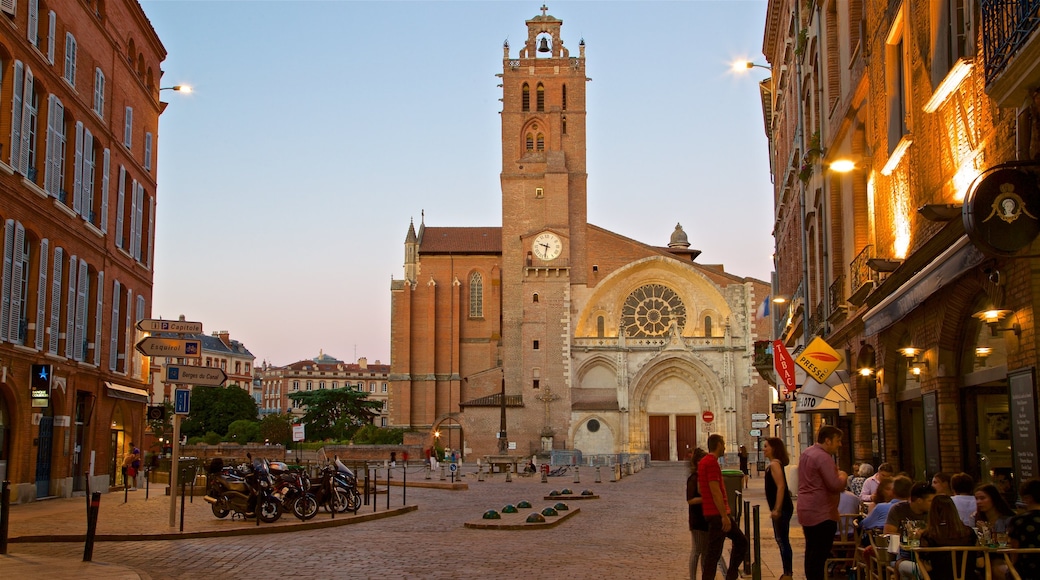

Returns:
698,434,748,580
686,447,710,579
122,443,140,490
738,445,749,487
763,437,793,580
797,425,848,580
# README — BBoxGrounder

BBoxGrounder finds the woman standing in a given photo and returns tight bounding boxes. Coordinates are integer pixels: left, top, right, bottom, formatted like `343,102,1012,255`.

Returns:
686,448,710,580
764,437,794,580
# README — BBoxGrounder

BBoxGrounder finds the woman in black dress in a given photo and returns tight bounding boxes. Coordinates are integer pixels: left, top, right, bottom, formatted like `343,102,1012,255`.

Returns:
764,437,793,580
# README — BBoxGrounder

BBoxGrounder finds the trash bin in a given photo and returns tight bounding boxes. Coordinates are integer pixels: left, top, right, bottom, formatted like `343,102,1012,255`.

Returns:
722,470,745,520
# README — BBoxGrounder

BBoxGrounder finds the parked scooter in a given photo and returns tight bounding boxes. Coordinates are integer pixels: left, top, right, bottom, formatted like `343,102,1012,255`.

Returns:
203,455,282,523
270,461,318,521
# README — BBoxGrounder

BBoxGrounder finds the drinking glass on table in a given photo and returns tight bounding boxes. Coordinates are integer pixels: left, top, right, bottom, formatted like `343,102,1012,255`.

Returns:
995,532,1009,548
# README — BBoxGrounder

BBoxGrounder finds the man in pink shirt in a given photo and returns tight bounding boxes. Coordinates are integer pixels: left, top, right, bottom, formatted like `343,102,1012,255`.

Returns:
698,434,748,580
797,425,848,580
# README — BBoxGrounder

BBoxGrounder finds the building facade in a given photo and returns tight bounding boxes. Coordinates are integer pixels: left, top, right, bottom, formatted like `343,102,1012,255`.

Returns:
760,0,1040,492
0,0,167,501
389,10,772,462
258,354,390,427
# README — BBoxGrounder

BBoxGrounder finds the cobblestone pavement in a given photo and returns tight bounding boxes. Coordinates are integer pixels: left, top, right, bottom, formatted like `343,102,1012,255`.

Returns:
1,463,807,579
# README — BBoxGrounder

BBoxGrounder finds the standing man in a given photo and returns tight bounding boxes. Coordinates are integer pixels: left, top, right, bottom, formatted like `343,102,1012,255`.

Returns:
798,426,848,580
698,434,749,580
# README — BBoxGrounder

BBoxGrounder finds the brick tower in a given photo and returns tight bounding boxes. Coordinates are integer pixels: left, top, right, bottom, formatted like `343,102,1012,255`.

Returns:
500,8,588,447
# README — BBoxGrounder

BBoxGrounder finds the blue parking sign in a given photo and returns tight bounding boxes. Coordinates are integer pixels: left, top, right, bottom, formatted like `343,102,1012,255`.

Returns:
175,389,191,414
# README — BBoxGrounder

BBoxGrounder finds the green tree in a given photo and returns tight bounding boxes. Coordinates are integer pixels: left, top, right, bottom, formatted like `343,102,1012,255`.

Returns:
287,387,382,441
182,386,258,438
225,419,261,443
259,413,293,446
353,425,406,444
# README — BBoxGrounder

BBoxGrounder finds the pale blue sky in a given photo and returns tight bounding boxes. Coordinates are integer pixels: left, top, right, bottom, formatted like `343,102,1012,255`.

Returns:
141,0,773,366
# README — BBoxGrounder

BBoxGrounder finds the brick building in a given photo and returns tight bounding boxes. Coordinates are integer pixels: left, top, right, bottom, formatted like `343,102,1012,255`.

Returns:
760,0,1040,489
258,354,389,427
0,0,167,501
389,10,772,462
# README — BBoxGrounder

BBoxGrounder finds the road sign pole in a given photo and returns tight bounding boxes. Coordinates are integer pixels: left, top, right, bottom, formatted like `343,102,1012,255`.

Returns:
168,413,181,528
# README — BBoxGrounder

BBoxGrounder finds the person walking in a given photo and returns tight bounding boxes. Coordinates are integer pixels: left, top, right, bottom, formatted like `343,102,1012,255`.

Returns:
764,437,793,580
797,425,848,580
699,434,748,580
738,445,750,487
687,447,710,579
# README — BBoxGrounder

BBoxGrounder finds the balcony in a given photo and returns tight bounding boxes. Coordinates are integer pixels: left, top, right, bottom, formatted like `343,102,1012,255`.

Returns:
752,340,777,387
982,0,1040,106
848,245,878,306
808,300,826,337
828,273,848,323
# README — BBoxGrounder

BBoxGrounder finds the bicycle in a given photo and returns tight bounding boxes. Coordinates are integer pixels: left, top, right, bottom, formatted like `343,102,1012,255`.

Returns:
547,465,570,477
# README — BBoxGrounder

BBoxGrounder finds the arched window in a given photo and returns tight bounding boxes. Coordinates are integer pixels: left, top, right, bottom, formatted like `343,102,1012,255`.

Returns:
469,272,483,318
562,84,567,111
521,83,530,112
536,133,545,151
536,83,545,111
525,133,534,151
704,316,713,337
532,293,539,303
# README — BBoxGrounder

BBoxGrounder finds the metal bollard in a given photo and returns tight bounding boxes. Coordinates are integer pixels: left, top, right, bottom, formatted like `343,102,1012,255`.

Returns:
505,465,512,482
595,466,601,483
83,491,101,561
364,467,370,505
752,504,762,580
743,500,751,573
402,462,407,505
573,465,580,484
477,464,485,482
425,464,431,480
372,467,377,513
541,469,547,483
181,470,189,531
0,480,10,555
386,467,390,511
440,464,446,481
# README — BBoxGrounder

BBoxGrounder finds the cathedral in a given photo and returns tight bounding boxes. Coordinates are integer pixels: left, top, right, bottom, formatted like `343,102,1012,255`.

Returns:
388,9,771,462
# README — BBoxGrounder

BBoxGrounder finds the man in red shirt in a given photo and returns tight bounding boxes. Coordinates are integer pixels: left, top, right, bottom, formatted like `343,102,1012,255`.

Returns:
797,425,848,580
698,434,748,580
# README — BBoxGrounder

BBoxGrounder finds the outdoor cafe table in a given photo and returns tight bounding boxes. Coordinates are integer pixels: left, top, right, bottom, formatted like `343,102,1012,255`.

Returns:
910,544,1040,580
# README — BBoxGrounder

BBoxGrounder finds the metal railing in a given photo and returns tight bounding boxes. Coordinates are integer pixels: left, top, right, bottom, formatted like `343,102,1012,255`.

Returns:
849,245,877,297
829,273,845,316
982,0,1040,84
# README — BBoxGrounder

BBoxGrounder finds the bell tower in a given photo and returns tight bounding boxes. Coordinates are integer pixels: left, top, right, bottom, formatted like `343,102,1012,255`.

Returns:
499,7,588,444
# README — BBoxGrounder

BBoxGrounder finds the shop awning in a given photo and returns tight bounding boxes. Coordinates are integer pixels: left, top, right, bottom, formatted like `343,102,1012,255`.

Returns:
105,382,149,404
796,374,855,414
863,236,985,337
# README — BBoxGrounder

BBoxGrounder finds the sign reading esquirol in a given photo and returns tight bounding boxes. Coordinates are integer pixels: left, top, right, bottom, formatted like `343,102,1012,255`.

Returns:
794,337,843,384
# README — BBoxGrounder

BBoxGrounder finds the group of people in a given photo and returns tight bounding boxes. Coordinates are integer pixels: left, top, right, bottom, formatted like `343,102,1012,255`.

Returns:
686,426,1040,580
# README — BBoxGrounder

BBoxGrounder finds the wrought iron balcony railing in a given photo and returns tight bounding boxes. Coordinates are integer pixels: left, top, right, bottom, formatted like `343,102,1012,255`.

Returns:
982,0,1040,84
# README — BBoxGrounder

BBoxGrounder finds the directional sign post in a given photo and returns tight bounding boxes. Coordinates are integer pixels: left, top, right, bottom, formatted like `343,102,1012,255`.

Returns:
137,319,204,334
136,337,202,358
165,365,227,387
750,429,762,437
751,413,769,421
751,421,770,429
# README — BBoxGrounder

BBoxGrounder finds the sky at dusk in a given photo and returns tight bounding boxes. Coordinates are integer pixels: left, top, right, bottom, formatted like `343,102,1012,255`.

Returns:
140,0,774,367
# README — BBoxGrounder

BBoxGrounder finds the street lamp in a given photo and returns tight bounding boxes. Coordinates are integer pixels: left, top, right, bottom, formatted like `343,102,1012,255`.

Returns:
160,85,192,93
733,60,772,72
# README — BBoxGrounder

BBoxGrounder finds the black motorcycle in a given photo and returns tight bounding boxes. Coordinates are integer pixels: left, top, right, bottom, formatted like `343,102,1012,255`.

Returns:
270,461,318,521
203,456,282,523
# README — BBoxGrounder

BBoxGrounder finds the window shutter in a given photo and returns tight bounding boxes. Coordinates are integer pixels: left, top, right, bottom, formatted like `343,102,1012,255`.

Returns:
124,285,133,376
144,132,153,171
74,259,88,361
93,69,105,117
44,94,64,197
128,180,139,259
47,10,55,64
19,67,34,177
27,0,38,45
0,0,15,16
94,270,104,366
82,129,94,219
100,150,110,233
73,121,84,214
49,247,62,354
64,32,76,85
123,106,132,148
7,222,25,343
109,279,120,371
65,255,77,358
146,195,155,269
1,220,14,342
133,183,144,261
115,166,125,247
11,61,23,170
35,238,48,351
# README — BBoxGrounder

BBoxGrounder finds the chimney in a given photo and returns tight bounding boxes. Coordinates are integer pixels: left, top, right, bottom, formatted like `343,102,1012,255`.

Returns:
358,357,368,369
214,330,231,347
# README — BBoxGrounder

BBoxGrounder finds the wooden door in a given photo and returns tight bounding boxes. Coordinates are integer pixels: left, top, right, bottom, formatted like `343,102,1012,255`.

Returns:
676,415,697,461
649,415,669,460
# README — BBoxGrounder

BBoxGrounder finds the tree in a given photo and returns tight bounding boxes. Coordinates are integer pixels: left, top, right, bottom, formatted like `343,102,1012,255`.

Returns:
225,419,261,443
182,386,258,438
147,401,174,450
287,387,382,441
353,425,406,445
259,413,293,446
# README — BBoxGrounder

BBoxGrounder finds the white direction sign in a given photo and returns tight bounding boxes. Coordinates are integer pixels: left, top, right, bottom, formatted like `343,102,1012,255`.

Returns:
751,421,770,428
137,319,203,334
292,424,306,442
135,337,202,358
749,429,762,437
165,364,227,387
751,413,769,421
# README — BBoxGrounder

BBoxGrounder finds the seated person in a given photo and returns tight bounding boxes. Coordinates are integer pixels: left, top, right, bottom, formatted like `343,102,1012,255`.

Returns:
918,496,979,580
884,482,936,580
1007,478,1040,580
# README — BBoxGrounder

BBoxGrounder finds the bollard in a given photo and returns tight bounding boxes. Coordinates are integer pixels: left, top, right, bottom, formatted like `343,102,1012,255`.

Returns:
505,465,512,482
372,467,377,513
595,466,601,483
83,491,101,561
402,462,407,505
425,464,431,480
743,500,751,574
124,476,129,504
364,466,370,506
573,465,580,484
0,480,10,555
440,464,446,481
541,468,547,483
477,464,485,482
752,504,762,580
145,466,150,500
181,470,188,531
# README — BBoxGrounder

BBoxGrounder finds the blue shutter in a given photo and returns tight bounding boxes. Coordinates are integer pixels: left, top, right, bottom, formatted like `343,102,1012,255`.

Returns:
7,222,25,343
133,182,143,261
144,132,152,171
27,0,38,45
19,67,34,177
74,259,87,361
146,195,155,269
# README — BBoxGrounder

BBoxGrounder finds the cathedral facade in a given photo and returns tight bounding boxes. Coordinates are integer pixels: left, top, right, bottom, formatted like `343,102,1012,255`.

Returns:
389,10,771,462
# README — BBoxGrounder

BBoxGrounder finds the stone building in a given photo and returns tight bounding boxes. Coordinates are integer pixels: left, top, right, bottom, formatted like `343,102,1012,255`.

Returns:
258,354,390,427
0,0,167,500
389,10,772,462
760,0,1040,489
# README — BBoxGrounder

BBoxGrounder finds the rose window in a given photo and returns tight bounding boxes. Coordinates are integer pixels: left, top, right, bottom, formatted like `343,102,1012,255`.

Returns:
621,284,686,337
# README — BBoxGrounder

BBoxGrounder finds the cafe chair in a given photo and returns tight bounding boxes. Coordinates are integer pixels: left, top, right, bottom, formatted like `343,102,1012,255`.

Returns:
911,546,986,580
990,547,1040,580
826,513,862,579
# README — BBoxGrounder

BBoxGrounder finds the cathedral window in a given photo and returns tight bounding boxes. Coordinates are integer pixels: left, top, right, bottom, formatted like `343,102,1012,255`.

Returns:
469,272,483,318
533,293,539,303
536,133,545,151
522,83,530,111
533,340,540,350
597,316,605,338
562,84,567,111
621,284,687,337
535,187,543,198
704,316,712,337
526,133,534,151
536,83,545,111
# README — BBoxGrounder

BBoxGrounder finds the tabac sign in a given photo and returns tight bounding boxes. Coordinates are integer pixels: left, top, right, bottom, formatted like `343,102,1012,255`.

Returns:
795,337,843,384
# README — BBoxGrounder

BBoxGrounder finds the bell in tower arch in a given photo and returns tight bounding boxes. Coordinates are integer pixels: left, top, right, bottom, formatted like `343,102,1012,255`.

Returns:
537,37,551,53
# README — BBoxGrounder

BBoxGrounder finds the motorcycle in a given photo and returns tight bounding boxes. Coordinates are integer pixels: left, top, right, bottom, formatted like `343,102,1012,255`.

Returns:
270,461,318,521
333,457,361,513
203,455,282,523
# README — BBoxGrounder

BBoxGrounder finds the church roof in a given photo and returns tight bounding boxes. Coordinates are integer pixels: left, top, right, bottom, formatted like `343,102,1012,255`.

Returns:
419,227,502,254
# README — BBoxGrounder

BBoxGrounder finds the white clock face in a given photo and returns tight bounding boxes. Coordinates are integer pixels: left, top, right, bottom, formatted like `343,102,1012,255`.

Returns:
532,232,562,261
